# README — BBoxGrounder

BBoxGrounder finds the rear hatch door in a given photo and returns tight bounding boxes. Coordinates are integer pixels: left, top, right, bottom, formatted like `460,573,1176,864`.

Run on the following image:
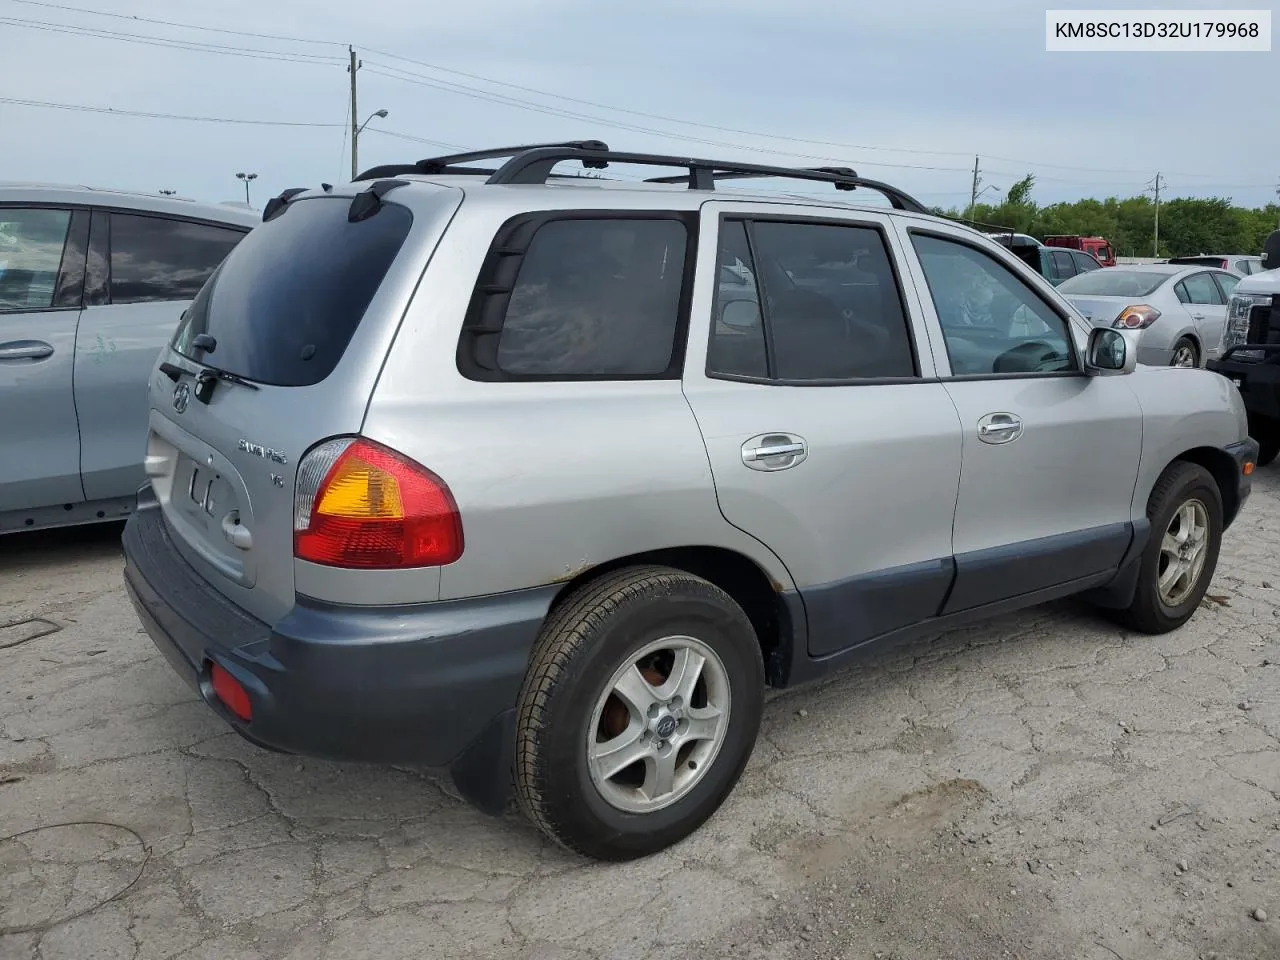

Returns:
143,184,462,625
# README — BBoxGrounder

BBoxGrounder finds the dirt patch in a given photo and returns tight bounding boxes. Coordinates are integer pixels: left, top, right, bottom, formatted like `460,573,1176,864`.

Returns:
698,779,1086,959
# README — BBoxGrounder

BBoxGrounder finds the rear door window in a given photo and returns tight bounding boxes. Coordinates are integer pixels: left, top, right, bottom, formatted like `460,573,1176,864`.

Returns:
110,213,246,304
173,197,413,387
1071,252,1100,273
1213,272,1240,300
720,219,917,380
1182,272,1223,305
1051,250,1076,281
0,207,73,311
462,215,691,379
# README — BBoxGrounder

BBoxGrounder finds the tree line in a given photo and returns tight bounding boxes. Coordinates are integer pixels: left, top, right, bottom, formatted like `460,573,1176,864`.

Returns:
931,175,1280,258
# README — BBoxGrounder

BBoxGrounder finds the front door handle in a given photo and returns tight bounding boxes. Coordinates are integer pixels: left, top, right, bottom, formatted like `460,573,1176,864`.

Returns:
0,340,54,361
977,412,1023,444
742,433,808,471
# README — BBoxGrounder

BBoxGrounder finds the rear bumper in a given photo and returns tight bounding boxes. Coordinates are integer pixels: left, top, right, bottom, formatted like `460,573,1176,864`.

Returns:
1208,354,1280,420
122,487,554,810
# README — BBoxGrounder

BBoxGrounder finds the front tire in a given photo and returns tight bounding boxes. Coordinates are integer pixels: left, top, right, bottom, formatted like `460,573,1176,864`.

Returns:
1169,337,1199,368
1117,462,1222,634
514,566,765,861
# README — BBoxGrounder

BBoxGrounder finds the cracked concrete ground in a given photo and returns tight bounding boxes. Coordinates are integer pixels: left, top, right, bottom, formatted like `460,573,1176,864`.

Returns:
2,471,1278,960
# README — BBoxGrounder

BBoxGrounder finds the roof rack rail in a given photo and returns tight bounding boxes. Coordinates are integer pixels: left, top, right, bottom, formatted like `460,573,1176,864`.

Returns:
484,147,929,212
645,165,858,187
353,140,610,182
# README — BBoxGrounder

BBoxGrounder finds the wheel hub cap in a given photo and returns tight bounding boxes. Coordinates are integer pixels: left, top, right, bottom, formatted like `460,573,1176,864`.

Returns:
1157,498,1210,607
586,635,732,815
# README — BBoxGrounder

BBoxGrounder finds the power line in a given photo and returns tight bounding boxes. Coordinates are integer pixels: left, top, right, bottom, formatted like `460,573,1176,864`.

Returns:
0,16,343,64
363,128,467,150
0,96,344,127
1,0,344,46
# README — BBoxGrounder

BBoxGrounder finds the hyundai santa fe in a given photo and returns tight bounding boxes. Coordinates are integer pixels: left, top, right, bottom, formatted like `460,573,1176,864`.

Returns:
121,141,1258,861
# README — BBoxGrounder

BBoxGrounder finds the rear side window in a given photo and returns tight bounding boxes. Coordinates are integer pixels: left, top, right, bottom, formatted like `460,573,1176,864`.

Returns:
173,197,413,387
0,208,72,311
460,215,692,380
110,214,245,304
706,218,917,381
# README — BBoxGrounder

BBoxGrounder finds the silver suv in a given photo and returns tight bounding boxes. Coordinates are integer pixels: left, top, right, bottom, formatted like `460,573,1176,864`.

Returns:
121,142,1259,861
1,184,257,533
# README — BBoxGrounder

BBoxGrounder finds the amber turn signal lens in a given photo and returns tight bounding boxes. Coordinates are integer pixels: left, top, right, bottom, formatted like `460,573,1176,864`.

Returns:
1243,462,1254,476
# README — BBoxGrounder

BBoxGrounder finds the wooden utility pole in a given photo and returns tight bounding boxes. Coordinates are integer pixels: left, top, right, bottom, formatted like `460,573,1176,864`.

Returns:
968,156,980,224
349,46,360,180
1149,172,1165,257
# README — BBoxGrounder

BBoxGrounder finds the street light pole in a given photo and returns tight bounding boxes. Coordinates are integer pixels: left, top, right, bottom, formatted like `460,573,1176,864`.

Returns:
352,108,389,180
236,172,258,206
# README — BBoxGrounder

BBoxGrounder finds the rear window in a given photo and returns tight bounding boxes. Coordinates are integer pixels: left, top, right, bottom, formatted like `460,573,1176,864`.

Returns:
1057,270,1168,297
172,197,413,387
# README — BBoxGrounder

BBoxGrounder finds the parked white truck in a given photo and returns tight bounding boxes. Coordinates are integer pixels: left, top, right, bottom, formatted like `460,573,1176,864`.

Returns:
1208,229,1280,465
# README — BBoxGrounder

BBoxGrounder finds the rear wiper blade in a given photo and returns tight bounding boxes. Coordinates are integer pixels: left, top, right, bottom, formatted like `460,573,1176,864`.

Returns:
197,366,259,391
160,356,260,402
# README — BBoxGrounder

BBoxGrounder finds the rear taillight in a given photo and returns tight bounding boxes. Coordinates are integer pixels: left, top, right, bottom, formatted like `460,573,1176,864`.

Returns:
1113,304,1161,330
294,437,463,569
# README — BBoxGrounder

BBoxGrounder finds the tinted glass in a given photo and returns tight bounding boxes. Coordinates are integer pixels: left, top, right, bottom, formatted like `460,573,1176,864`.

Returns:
1072,252,1100,273
1057,270,1169,297
748,220,916,380
110,214,245,304
1214,272,1240,300
707,220,767,378
1182,272,1222,305
497,218,687,377
912,233,1076,375
173,197,412,386
1096,246,1111,261
0,208,72,311
1051,250,1076,279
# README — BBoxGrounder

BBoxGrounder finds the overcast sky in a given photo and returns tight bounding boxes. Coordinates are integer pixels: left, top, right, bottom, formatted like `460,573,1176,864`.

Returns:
2,0,1276,213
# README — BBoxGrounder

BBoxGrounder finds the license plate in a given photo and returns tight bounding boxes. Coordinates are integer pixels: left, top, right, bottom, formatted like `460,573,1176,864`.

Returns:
189,467,216,515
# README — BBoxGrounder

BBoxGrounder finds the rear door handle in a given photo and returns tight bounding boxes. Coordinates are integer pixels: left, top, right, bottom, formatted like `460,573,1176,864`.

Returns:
742,433,808,471
1190,313,1205,321
0,340,54,361
977,412,1023,444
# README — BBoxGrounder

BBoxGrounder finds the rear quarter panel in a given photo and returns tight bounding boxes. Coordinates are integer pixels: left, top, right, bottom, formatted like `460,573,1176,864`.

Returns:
1127,366,1248,516
362,192,797,602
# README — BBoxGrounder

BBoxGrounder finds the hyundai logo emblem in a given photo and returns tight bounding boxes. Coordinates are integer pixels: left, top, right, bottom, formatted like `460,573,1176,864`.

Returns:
173,381,191,413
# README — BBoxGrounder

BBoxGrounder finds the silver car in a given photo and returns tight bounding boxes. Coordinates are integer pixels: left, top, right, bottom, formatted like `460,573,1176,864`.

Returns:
1057,263,1242,368
120,142,1258,861
1168,254,1266,276
0,184,257,534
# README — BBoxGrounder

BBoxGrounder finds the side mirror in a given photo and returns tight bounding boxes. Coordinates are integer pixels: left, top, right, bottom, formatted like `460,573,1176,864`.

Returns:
1084,327,1136,375
1262,229,1280,271
719,299,760,330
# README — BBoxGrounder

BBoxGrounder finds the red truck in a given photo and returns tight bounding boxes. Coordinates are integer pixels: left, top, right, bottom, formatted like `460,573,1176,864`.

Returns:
1044,235,1116,267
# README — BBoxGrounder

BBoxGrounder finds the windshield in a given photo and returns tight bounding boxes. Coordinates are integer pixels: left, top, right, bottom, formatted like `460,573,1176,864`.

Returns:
1057,269,1169,297
172,196,413,387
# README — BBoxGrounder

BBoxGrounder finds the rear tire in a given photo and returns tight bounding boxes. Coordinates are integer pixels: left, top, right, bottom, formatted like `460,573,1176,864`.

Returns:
1116,462,1222,634
1169,337,1199,368
514,566,765,861
1250,416,1280,466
